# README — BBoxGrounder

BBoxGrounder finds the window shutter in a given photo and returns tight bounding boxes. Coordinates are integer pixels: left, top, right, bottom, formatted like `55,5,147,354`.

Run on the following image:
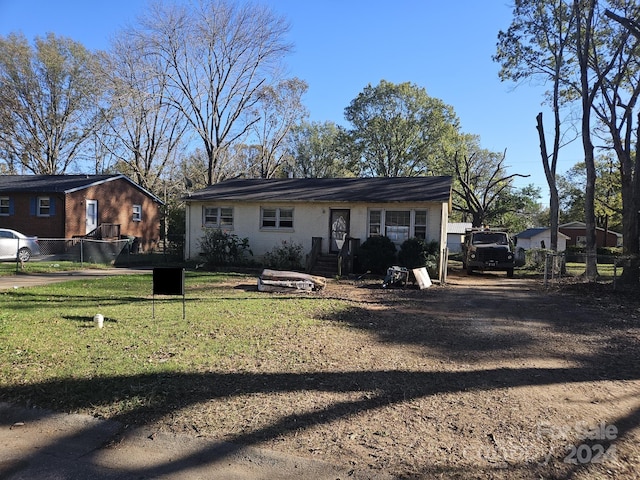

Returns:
50,198,56,215
9,198,14,215
30,197,36,216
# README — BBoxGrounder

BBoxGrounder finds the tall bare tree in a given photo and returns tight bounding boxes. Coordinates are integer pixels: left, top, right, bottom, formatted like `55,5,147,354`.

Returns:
0,33,104,174
132,0,292,185
98,32,188,193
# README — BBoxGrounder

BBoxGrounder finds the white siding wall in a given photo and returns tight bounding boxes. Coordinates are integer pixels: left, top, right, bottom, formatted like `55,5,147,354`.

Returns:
186,200,448,263
516,233,567,252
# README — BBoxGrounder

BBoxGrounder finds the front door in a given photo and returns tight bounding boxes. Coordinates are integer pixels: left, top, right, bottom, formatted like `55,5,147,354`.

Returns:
86,200,98,234
329,209,350,253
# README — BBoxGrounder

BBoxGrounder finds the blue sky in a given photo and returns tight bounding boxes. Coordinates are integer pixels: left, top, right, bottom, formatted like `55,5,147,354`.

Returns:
0,0,585,198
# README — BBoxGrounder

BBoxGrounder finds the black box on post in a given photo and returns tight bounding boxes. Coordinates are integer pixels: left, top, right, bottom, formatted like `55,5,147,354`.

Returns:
153,267,184,295
152,267,185,318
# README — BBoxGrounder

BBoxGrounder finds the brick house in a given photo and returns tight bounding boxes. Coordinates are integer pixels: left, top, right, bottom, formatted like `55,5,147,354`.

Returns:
0,175,163,252
559,221,622,248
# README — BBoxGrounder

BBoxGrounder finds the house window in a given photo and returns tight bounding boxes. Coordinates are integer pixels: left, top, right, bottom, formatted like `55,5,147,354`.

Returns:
132,204,142,222
576,235,586,247
0,197,9,216
37,197,51,216
368,209,428,245
203,206,233,228
414,211,427,240
369,210,381,236
261,207,294,229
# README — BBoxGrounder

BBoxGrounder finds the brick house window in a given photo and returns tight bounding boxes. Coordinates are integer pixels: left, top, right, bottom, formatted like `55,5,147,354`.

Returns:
37,197,51,216
133,204,142,222
0,197,9,216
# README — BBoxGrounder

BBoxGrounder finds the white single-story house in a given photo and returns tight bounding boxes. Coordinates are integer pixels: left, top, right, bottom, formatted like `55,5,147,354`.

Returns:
184,176,452,280
514,227,570,251
446,222,472,253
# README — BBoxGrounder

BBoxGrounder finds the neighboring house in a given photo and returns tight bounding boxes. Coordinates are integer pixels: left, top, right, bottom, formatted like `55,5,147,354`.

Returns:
184,177,452,280
559,221,622,248
447,222,472,253
0,175,163,252
514,227,570,252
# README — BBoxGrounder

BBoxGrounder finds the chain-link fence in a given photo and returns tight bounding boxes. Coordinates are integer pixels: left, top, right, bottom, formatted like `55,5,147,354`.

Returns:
530,249,638,288
33,238,132,266
7,234,185,272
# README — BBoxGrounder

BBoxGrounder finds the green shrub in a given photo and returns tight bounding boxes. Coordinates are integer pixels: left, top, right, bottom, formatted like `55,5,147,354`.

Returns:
198,229,252,266
357,236,397,274
263,240,304,271
398,238,439,274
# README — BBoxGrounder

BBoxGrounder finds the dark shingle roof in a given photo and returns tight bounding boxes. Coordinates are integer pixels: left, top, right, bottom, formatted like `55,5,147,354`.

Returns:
0,174,163,203
186,177,452,203
0,175,121,193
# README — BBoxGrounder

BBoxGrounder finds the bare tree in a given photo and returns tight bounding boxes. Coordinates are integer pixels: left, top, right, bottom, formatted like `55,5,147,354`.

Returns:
132,0,292,185
98,32,188,193
452,148,530,227
0,33,104,174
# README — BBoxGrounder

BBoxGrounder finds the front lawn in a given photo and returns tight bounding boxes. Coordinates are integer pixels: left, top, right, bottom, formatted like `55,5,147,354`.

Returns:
1,271,639,479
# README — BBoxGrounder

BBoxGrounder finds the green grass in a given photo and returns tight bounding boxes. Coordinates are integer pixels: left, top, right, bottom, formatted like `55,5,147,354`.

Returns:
0,260,111,275
0,272,350,416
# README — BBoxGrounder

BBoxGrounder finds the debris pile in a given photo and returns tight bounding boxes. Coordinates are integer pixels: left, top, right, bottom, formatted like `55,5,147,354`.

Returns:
258,269,326,292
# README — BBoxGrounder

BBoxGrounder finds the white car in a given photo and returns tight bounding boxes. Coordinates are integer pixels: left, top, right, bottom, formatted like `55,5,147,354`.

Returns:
0,228,41,262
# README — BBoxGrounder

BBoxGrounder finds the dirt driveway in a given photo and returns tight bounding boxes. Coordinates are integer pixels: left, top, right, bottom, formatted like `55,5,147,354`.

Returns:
216,268,640,479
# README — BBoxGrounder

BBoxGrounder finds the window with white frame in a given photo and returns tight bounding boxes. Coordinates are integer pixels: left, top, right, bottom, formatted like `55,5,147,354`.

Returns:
369,210,381,236
414,211,427,239
0,197,9,216
203,206,233,228
37,197,51,216
261,207,294,229
368,209,428,245
132,204,142,222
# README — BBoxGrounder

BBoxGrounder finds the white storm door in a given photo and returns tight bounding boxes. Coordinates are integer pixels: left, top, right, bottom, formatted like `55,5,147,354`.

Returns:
86,200,98,234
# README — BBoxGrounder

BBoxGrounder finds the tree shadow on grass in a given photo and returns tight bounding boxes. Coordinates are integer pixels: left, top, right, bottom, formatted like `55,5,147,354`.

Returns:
1,278,639,478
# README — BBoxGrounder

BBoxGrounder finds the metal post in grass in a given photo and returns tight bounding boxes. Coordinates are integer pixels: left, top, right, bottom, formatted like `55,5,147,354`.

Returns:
152,267,186,319
544,252,550,288
14,238,20,273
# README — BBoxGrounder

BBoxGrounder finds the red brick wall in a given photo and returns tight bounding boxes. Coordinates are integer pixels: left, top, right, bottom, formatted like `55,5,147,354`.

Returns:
1,178,161,251
66,178,161,251
559,227,620,248
0,192,66,238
